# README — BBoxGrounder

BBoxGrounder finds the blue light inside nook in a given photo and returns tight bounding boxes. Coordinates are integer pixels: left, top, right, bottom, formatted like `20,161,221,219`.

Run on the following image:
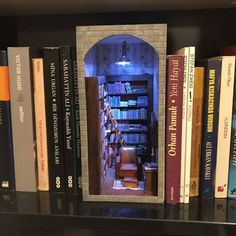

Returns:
115,60,131,66
115,41,131,66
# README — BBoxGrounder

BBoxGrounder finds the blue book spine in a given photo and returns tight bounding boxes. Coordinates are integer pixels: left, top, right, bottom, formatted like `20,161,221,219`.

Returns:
200,59,221,198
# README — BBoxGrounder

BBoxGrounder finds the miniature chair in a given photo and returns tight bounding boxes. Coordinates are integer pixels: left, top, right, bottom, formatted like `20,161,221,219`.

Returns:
115,146,141,180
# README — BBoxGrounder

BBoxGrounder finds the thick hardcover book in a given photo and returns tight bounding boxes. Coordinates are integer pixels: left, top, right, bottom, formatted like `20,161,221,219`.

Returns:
32,58,49,191
43,47,65,192
165,55,184,204
0,50,15,191
190,67,204,197
200,59,222,198
176,47,189,203
215,56,235,198
8,47,37,192
60,46,76,193
71,48,82,195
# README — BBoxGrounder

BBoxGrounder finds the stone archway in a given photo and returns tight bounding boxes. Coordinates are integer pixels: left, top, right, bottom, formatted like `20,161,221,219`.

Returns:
76,24,167,203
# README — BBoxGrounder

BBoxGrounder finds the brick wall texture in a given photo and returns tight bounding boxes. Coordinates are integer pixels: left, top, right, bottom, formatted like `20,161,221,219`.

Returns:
76,24,167,203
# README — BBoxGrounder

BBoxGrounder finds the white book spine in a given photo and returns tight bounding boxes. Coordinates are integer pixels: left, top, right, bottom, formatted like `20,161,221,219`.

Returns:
184,46,195,203
215,56,235,198
177,47,189,203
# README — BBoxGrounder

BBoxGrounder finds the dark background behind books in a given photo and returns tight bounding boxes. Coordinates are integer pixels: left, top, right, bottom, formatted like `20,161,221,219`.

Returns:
0,9,236,59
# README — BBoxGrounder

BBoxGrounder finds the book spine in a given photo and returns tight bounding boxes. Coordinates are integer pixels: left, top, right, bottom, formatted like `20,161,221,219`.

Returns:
60,46,77,193
184,46,195,203
215,56,235,198
71,48,82,194
228,67,236,198
8,47,37,192
0,51,15,191
32,58,49,191
200,59,221,198
190,67,204,197
43,48,65,192
165,55,184,204
177,47,189,203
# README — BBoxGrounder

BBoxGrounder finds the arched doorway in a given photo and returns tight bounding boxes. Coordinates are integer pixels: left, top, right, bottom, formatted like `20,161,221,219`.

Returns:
84,34,159,197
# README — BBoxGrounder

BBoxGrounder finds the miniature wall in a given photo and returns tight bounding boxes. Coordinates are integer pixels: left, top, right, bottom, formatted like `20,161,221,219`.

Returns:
96,43,155,75
84,45,97,77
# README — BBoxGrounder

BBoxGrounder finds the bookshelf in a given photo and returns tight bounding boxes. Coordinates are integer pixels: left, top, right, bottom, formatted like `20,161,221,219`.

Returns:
0,2,236,235
106,74,152,161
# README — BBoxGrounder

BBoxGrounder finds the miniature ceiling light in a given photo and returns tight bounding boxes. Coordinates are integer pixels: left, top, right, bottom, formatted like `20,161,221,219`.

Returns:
115,41,131,66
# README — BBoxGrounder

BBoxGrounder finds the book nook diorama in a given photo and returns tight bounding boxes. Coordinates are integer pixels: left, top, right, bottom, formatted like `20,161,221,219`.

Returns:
76,24,167,203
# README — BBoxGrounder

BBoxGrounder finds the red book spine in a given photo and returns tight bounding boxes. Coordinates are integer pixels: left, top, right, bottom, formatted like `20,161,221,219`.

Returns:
165,55,184,204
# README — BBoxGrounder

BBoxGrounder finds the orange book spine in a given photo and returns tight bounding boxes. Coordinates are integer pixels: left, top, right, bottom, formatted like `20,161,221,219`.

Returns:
33,58,49,191
0,66,10,101
190,67,204,197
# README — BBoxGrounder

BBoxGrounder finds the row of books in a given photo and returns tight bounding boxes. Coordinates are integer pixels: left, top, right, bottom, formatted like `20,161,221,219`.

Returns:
0,47,82,193
107,82,147,94
98,83,105,99
165,45,236,204
117,123,148,132
111,108,147,120
109,133,147,144
108,96,148,107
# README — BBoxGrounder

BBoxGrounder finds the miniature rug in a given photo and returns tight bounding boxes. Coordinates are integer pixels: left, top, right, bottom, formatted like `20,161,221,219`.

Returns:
113,180,144,190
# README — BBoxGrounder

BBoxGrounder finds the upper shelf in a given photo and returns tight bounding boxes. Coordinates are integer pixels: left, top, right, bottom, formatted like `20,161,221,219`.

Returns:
0,0,235,16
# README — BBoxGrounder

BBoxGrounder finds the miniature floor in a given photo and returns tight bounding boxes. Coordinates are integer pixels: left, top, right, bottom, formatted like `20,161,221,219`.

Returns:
100,167,149,196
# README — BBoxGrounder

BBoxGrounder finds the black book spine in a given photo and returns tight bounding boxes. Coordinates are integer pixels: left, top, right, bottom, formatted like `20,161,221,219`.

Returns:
43,48,65,192
200,59,221,198
0,51,15,191
71,48,82,195
60,46,77,193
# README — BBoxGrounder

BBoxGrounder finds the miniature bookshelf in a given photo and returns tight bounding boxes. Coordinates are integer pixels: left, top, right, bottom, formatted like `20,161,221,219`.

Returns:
106,74,153,162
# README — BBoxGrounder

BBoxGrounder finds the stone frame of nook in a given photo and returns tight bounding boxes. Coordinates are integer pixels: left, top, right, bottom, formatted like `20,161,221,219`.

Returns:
76,24,167,203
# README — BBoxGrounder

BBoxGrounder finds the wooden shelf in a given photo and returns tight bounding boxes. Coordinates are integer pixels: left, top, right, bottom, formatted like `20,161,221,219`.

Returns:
109,142,147,145
110,106,148,109
110,130,148,133
107,93,147,96
116,119,147,122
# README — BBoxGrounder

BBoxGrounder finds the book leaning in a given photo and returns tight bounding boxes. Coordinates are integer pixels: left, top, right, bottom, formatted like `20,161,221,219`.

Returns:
8,47,37,192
